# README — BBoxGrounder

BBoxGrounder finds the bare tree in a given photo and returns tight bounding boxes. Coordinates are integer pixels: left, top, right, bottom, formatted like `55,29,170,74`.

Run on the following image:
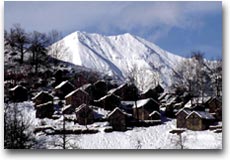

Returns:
28,31,49,74
5,24,29,64
51,115,80,149
127,64,159,121
173,52,212,103
4,103,36,149
127,64,159,92
210,59,222,98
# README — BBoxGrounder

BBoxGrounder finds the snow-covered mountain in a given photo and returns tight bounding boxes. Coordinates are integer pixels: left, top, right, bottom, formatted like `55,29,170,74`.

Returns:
49,31,186,89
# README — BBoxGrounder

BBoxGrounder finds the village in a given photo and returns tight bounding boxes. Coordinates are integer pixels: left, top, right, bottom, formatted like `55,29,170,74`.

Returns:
5,66,222,138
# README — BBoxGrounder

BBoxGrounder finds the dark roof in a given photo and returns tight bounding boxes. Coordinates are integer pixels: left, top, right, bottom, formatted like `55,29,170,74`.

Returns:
9,85,27,91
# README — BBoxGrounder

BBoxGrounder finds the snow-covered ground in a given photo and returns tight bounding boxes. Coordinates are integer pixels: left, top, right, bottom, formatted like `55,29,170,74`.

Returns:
40,120,222,149
8,102,222,149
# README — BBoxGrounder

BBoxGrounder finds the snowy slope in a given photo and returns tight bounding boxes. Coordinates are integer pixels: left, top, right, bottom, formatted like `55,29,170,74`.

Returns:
41,120,222,149
49,31,186,89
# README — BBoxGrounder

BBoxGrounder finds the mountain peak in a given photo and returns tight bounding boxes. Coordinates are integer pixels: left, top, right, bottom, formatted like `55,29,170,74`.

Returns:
49,31,184,89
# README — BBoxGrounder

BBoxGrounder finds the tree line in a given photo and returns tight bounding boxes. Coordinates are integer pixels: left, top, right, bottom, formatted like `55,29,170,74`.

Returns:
172,51,222,100
4,24,67,74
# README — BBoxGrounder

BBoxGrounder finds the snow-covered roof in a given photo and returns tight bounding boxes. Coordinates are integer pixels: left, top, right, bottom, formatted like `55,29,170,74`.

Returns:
108,107,125,118
96,93,119,102
32,91,53,100
158,92,168,100
62,104,72,112
167,96,179,104
36,101,53,108
186,111,215,120
149,111,160,117
55,80,74,89
175,108,192,116
94,80,106,86
9,85,26,91
65,88,88,99
184,97,212,108
133,98,158,109
108,83,127,94
80,83,93,90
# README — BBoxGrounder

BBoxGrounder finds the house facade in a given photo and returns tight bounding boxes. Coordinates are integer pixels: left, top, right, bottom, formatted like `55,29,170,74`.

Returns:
108,107,126,131
32,91,53,106
175,109,192,128
186,111,215,131
75,104,94,125
65,88,90,108
54,80,75,99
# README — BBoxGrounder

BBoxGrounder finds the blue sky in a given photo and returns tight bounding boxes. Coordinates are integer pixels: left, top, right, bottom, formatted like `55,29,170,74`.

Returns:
4,1,222,59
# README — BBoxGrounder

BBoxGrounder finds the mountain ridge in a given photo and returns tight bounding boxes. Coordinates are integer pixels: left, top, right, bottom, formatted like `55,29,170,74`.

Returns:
49,31,186,90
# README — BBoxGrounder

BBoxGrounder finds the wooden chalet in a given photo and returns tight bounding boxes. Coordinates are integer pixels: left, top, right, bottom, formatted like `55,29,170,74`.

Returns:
9,85,28,102
75,104,95,125
164,95,182,117
133,98,160,120
32,91,54,106
140,84,164,100
175,108,192,128
36,101,54,119
108,83,139,101
94,93,121,110
186,111,215,131
65,88,90,108
108,107,126,131
207,97,222,113
54,80,75,99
